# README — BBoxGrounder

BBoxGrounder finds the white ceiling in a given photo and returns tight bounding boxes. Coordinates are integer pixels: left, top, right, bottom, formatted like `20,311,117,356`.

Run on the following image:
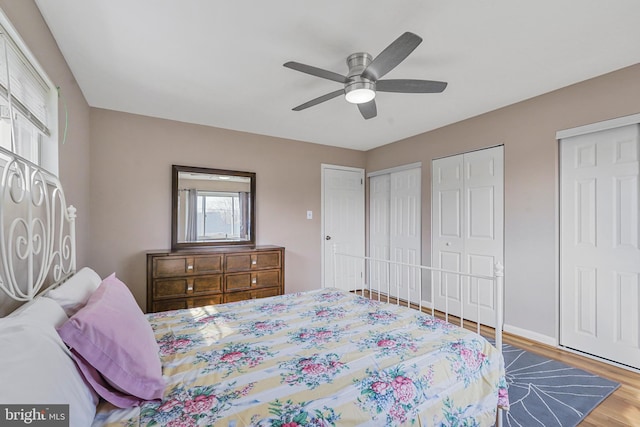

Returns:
35,1,640,151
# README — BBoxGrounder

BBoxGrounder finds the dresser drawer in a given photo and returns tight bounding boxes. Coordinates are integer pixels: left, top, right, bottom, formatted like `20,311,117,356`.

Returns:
224,287,280,303
152,294,223,312
153,275,222,299
225,251,281,272
153,254,223,277
147,246,284,312
224,270,281,291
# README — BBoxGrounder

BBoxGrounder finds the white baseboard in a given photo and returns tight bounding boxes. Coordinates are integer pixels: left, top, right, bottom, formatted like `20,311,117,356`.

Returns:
504,324,557,347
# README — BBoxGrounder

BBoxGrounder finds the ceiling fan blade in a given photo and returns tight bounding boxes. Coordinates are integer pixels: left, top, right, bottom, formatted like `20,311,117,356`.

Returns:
292,89,344,111
357,100,377,120
376,79,448,93
362,32,422,81
284,61,348,83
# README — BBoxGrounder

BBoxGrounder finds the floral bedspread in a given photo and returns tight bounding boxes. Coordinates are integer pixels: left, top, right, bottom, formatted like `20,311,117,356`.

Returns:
93,289,508,426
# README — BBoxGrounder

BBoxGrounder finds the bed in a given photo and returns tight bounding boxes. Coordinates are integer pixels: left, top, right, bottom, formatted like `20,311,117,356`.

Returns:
0,148,508,426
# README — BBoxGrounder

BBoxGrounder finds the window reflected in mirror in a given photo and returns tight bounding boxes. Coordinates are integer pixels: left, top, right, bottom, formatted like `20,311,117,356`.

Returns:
172,166,255,249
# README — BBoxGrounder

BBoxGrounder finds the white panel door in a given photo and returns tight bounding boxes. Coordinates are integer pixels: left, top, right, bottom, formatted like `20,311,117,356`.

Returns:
432,154,465,314
389,168,422,301
432,146,503,326
369,174,390,293
368,167,421,301
322,166,365,290
464,148,503,325
560,124,640,369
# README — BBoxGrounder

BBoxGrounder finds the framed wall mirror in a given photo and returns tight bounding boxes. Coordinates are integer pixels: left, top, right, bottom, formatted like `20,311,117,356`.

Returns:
171,165,256,249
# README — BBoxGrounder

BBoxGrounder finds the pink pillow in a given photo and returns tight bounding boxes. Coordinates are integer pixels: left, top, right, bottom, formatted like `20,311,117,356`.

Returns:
58,273,165,408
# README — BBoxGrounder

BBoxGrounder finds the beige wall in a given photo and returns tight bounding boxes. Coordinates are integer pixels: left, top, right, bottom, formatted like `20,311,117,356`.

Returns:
366,63,640,340
0,0,91,268
88,109,366,306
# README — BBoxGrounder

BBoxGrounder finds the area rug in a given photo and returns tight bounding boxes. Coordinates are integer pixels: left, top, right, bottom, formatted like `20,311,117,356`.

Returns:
499,342,620,427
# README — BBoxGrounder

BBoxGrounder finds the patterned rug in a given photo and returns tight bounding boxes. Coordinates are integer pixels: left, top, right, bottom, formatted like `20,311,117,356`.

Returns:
499,342,620,427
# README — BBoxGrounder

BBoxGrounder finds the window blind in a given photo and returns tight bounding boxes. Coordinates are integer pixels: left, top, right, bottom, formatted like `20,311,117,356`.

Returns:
0,23,50,137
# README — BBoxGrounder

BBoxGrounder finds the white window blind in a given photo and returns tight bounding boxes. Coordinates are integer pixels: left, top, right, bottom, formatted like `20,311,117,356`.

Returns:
0,21,53,166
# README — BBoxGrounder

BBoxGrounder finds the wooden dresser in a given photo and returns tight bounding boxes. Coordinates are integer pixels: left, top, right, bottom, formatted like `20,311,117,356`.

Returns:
146,246,284,313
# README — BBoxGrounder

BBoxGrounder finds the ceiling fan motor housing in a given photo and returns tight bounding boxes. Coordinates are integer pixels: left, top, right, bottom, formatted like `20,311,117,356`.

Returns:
345,52,376,104
346,52,372,77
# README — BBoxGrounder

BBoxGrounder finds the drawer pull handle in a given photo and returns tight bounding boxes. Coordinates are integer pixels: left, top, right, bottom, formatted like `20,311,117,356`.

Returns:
187,284,194,292
252,278,257,284
187,265,194,270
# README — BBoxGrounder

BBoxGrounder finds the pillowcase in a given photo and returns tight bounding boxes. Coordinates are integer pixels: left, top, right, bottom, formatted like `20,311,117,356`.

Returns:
0,317,98,427
46,267,102,316
7,295,69,328
57,273,165,408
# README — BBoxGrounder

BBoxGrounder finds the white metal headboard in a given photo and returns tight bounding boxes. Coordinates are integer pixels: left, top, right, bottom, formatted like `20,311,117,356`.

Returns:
0,147,76,303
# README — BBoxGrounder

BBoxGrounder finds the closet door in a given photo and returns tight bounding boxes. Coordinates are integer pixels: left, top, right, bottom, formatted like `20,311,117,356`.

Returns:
432,146,503,327
390,168,422,301
432,154,465,313
560,124,640,369
369,174,390,293
369,167,421,301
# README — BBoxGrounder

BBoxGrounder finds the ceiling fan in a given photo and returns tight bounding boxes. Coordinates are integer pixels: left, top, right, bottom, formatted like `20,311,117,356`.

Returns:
284,32,447,120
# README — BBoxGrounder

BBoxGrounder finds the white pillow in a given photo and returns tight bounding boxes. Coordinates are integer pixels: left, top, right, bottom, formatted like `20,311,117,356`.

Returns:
0,318,98,427
7,296,69,328
45,267,102,316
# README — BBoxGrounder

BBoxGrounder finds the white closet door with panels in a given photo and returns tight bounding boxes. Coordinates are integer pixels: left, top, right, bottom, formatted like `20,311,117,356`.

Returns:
369,166,421,301
369,174,390,292
560,123,640,369
432,146,504,327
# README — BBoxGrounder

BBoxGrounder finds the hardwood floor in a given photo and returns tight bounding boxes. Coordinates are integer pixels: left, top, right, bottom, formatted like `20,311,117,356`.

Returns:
502,331,640,426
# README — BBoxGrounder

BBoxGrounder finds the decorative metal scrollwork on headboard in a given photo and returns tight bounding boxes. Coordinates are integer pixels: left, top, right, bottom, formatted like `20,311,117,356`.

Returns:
0,147,76,301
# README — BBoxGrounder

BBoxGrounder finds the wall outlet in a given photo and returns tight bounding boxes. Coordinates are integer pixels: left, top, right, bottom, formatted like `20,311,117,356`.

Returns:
306,210,313,220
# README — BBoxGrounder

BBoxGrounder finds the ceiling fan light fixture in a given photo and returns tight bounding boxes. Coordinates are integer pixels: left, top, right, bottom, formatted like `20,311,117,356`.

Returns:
345,80,376,104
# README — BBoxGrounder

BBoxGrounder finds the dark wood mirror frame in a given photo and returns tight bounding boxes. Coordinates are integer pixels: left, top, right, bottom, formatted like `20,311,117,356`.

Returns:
171,165,256,250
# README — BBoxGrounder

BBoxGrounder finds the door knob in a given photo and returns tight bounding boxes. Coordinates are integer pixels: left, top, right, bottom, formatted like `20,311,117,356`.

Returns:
325,235,332,240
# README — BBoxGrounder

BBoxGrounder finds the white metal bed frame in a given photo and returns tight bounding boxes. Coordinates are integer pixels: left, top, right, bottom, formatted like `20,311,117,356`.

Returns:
0,146,76,312
331,247,506,425
331,248,504,350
